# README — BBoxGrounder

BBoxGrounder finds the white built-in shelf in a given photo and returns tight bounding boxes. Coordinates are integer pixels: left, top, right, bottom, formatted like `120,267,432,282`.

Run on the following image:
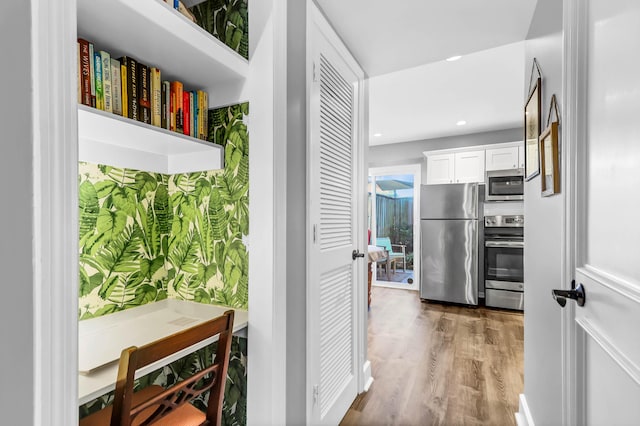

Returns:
77,0,248,106
78,105,224,174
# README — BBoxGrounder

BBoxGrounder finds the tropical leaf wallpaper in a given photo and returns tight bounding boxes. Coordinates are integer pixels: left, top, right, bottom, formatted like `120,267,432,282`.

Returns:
79,103,249,424
190,0,249,60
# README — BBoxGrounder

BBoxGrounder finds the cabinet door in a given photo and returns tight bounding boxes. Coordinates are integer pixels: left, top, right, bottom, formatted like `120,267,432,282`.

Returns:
485,146,519,171
518,144,525,169
454,150,485,183
426,153,455,184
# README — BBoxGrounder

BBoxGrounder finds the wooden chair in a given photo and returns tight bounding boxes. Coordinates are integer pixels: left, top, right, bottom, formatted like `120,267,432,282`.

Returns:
80,310,235,426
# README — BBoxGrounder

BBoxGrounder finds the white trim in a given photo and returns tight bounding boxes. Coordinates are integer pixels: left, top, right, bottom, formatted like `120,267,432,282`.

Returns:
246,0,288,424
369,163,421,292
515,394,535,426
580,265,640,304
362,360,374,392
32,0,79,424
576,317,640,386
422,140,522,157
562,0,588,425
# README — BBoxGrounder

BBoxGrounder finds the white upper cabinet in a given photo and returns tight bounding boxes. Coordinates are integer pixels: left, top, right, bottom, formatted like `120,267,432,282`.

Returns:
426,153,455,184
454,150,485,183
518,144,525,169
485,146,519,171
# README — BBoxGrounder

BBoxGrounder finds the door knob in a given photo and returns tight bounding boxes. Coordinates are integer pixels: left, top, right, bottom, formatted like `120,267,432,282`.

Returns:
352,250,365,261
552,281,586,307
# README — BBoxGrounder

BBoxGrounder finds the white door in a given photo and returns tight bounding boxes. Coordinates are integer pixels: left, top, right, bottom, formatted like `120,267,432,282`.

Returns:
308,8,364,425
564,1,640,424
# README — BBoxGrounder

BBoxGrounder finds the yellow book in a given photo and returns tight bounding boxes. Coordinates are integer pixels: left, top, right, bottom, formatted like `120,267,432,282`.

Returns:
121,64,128,118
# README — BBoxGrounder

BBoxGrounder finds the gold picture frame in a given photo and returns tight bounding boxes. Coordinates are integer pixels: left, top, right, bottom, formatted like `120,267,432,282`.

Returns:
524,77,542,181
540,121,560,196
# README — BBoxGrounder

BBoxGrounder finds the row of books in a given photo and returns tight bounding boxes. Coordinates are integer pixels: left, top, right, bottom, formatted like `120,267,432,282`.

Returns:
77,38,209,140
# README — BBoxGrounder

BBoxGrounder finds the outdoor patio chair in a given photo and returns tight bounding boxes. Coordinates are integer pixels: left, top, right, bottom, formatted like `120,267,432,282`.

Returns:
375,237,406,273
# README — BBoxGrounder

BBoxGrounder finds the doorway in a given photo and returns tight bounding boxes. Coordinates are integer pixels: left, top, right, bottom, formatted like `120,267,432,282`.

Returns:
368,165,420,292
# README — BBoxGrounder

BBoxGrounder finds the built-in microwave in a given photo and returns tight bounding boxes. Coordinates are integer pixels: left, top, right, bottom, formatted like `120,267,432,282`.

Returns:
485,169,524,201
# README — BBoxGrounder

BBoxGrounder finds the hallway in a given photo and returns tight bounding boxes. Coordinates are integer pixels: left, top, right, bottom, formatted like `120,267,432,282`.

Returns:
341,287,524,425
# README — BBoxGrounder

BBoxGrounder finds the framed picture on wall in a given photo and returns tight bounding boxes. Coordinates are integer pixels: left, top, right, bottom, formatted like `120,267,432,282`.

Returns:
524,77,542,181
540,121,560,196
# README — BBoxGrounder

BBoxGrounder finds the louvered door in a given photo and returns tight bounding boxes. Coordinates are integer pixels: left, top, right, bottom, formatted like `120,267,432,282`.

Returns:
308,17,361,425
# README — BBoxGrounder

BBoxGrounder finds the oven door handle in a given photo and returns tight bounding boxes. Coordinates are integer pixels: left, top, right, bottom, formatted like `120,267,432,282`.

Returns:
485,241,524,248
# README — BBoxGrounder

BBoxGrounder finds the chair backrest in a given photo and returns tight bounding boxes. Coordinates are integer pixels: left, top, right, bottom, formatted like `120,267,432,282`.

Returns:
110,310,235,426
375,237,392,252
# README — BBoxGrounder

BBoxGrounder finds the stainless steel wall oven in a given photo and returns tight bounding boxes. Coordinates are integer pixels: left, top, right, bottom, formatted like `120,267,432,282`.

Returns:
484,215,524,310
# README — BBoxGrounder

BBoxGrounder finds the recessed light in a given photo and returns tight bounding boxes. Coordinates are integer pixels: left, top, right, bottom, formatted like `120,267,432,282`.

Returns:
373,133,382,137
456,120,467,126
446,55,462,62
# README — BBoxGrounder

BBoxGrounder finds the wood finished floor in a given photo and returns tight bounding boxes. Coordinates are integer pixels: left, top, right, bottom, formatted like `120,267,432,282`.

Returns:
341,287,524,426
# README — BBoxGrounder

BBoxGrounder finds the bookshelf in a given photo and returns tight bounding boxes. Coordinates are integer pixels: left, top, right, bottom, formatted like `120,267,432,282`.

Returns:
76,0,250,173
78,105,223,174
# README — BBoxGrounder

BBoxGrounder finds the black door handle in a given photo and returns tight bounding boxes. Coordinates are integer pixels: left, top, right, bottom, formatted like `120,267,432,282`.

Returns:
352,250,365,261
552,281,586,307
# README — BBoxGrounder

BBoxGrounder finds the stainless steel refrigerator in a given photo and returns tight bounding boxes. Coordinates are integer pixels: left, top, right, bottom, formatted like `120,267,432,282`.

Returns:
420,183,479,305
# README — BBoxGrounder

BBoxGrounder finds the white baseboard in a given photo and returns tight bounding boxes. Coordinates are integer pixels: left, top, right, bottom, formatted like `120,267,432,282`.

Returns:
362,360,374,392
515,394,535,426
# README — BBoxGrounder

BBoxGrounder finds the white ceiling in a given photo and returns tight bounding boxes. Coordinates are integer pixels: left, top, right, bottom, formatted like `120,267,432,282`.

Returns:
368,41,526,145
315,0,537,146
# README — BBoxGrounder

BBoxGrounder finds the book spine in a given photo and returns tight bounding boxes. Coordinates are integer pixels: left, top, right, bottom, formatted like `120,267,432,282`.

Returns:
137,62,151,124
78,40,91,105
89,43,96,107
77,42,81,103
170,82,176,131
100,51,113,113
94,52,104,110
197,90,204,139
172,81,183,133
151,67,162,127
193,91,198,139
163,81,170,130
121,63,128,118
203,91,208,140
161,80,167,129
183,91,190,136
119,56,138,121
190,92,195,138
111,58,122,116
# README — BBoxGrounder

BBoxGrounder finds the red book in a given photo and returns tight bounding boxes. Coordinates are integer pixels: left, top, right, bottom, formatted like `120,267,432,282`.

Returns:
183,91,190,136
77,38,92,106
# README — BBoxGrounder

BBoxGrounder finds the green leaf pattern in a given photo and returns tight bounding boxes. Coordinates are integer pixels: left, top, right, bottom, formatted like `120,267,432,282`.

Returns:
190,0,249,60
78,103,249,424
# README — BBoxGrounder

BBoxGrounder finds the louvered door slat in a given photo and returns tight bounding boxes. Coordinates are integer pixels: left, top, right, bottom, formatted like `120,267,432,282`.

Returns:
318,52,353,252
319,265,353,416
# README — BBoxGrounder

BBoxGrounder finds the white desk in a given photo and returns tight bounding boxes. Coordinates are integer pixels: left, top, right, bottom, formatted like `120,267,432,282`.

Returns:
78,299,248,405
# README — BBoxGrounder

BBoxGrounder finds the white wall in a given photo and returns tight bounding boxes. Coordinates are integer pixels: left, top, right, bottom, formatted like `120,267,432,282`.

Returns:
522,0,564,423
0,1,35,421
368,127,522,182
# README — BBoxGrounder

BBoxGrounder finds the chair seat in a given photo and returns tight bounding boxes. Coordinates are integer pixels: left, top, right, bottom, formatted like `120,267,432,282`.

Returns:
80,385,206,426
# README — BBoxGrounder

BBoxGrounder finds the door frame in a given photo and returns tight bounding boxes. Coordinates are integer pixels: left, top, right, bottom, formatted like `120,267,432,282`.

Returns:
561,0,589,424
306,3,369,423
368,164,421,292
